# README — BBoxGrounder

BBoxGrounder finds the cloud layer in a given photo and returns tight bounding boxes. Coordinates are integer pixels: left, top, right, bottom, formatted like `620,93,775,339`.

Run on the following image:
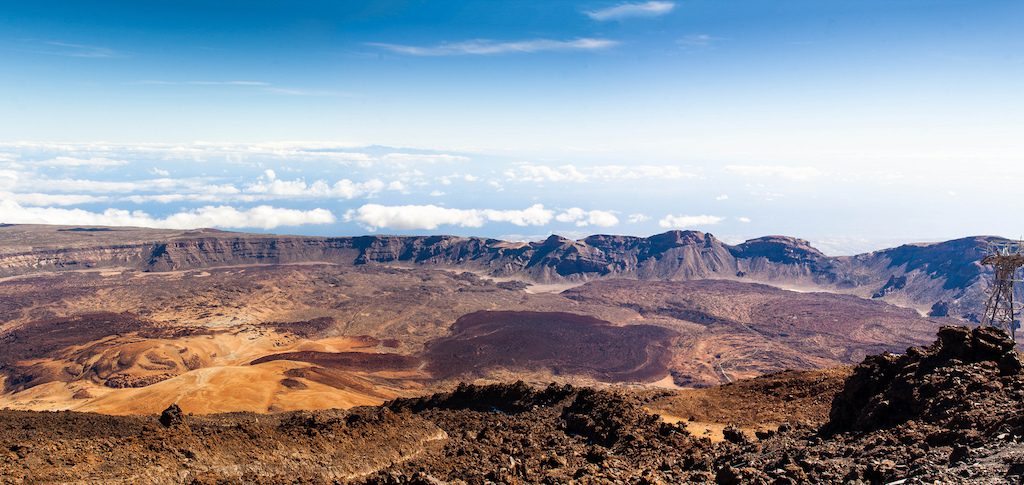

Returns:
345,203,558,230
0,141,768,241
0,199,335,229
504,163,695,183
246,170,392,199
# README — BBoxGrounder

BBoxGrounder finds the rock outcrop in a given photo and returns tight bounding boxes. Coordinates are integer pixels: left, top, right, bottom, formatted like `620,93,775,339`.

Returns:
826,325,1022,434
699,325,1024,483
159,403,185,427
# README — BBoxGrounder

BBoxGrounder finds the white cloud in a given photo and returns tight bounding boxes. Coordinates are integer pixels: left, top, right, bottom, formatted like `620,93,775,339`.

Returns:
482,204,555,227
367,38,618,56
245,170,386,199
658,214,724,229
0,199,335,229
589,165,695,180
150,167,170,177
555,208,619,227
429,190,445,197
346,204,483,230
628,213,650,223
124,194,189,204
13,175,241,195
122,193,260,204
725,165,823,181
1,192,107,206
555,208,587,223
36,156,129,167
326,179,386,198
0,141,472,170
437,172,481,186
737,216,752,223
585,1,675,21
0,163,241,197
344,203,554,231
0,170,18,190
506,164,587,183
715,194,729,200
585,210,620,228
505,163,695,183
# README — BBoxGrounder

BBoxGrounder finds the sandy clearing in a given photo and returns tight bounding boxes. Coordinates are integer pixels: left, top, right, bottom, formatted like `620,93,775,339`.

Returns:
80,362,371,414
655,412,772,443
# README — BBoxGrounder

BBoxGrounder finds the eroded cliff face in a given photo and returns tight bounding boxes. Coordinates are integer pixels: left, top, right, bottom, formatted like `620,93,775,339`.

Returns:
0,224,1006,320
144,237,360,272
0,244,155,277
0,230,834,290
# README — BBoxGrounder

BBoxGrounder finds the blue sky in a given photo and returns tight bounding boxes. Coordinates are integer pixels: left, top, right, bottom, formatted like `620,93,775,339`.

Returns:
1,1,1023,254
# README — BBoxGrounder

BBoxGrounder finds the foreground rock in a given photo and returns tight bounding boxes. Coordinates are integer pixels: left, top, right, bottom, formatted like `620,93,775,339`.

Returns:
370,326,1024,483
0,407,447,483
2,326,1023,483
827,325,1021,433
714,325,1024,484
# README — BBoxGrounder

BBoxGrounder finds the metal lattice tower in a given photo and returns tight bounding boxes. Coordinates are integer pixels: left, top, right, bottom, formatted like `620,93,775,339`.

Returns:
981,241,1024,341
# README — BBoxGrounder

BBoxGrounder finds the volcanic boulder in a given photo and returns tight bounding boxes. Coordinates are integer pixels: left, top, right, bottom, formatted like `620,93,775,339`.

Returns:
159,403,185,428
826,325,1022,434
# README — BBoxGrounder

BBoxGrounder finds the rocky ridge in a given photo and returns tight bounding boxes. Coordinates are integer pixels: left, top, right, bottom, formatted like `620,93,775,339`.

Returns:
712,325,1024,484
0,224,1009,320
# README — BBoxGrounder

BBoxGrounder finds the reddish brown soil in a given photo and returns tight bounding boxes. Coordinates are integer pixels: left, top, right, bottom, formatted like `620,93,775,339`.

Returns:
0,406,446,483
266,316,337,338
0,312,211,392
647,367,852,427
4,327,1024,483
1,313,160,364
251,351,421,371
565,279,946,384
424,311,678,382
284,367,387,395
0,263,953,413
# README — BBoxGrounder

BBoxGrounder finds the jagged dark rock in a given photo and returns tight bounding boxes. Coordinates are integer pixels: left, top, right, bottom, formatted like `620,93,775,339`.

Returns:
560,387,661,447
826,325,1021,434
387,381,576,414
721,425,749,444
159,403,185,428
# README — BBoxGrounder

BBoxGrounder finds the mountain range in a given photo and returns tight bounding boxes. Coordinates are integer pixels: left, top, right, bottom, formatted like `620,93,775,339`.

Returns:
0,224,1001,320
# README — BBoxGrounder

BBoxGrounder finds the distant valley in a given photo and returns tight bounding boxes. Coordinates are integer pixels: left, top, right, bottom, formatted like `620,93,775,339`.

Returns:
0,224,987,415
